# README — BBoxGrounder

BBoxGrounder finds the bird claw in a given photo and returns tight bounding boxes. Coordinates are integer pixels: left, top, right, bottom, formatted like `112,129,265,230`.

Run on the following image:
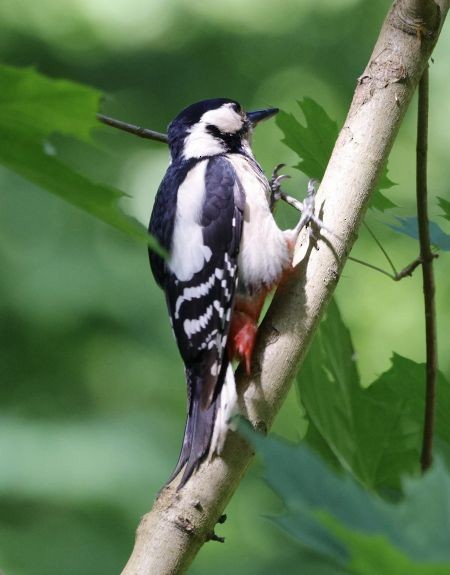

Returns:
271,163,286,180
293,178,341,242
301,179,318,221
270,163,291,209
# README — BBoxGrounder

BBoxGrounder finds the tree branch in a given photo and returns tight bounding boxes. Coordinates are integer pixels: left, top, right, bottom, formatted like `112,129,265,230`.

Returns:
417,67,438,472
121,1,449,573
97,113,168,144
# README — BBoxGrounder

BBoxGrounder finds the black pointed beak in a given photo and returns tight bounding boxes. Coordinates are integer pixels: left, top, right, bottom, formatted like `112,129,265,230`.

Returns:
247,107,279,127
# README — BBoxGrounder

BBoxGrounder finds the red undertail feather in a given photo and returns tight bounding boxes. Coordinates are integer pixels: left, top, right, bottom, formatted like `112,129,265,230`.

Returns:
228,290,268,373
228,311,257,373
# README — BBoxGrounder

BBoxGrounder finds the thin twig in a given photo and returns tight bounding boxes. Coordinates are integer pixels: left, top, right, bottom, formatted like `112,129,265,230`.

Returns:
348,256,396,279
97,113,169,144
417,66,437,473
348,253,434,281
363,222,398,276
350,218,436,281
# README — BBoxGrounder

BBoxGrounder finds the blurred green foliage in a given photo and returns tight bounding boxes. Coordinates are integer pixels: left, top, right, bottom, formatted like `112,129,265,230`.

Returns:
438,196,450,221
389,216,450,250
0,0,449,573
246,427,450,574
0,65,163,252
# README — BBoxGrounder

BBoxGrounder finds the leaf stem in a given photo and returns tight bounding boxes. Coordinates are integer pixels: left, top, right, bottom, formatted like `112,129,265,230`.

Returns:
363,222,398,276
348,256,396,279
416,67,437,473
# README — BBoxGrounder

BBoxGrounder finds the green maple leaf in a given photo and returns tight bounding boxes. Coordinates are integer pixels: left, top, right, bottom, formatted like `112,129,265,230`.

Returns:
0,65,164,255
276,98,397,212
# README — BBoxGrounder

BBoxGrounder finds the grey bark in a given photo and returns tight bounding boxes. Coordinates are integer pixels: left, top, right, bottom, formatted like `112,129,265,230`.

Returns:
121,1,449,573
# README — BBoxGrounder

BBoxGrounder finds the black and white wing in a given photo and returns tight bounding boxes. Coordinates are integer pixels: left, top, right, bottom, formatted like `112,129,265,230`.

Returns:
149,155,244,485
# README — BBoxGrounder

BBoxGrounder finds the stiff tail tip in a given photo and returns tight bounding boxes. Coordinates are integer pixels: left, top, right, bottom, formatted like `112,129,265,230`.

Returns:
168,364,238,490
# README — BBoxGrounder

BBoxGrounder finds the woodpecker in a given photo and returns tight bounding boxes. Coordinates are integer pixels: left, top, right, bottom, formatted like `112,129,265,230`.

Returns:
149,98,306,488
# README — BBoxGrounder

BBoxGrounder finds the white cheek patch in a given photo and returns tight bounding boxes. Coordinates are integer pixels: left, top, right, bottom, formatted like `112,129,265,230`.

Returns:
200,103,243,134
169,160,212,281
182,103,244,159
183,125,226,159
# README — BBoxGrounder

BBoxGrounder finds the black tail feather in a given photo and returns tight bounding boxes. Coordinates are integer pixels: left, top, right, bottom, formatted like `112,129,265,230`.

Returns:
165,407,195,486
166,365,223,490
178,393,217,488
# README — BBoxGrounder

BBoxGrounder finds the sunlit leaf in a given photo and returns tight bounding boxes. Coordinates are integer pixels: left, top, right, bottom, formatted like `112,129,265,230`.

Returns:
276,98,338,180
388,216,450,251
0,65,101,143
243,427,450,574
297,299,450,490
0,65,164,255
276,98,396,211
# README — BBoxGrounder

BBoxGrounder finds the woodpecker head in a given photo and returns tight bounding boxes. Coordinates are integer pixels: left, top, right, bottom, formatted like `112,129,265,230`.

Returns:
167,98,278,162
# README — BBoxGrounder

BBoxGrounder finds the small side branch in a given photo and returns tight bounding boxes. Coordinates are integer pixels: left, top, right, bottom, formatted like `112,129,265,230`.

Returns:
417,67,438,472
348,252,438,281
97,113,169,144
395,255,422,279
395,252,436,280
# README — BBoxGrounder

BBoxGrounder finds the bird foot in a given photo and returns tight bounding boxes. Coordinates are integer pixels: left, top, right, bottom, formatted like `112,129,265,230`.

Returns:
269,163,291,210
288,179,341,243
293,178,319,237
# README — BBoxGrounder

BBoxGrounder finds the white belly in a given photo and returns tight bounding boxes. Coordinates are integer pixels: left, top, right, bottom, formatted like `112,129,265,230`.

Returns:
226,154,290,293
